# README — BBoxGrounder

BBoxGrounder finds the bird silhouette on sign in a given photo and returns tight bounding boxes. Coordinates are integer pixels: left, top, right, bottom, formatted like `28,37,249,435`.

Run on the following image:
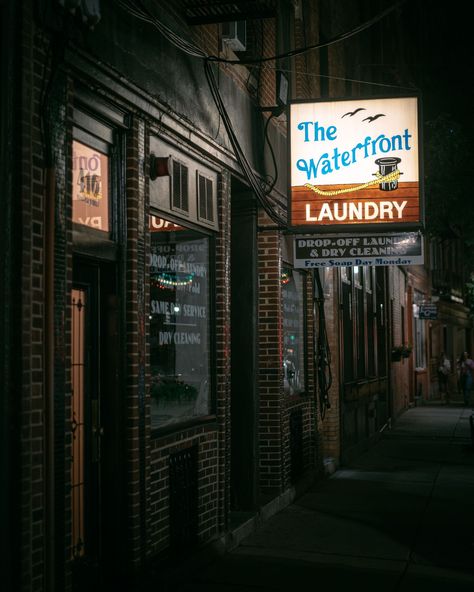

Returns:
341,107,366,118
362,113,386,123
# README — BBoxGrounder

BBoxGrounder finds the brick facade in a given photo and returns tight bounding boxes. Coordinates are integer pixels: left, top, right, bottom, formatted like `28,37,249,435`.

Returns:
9,2,462,591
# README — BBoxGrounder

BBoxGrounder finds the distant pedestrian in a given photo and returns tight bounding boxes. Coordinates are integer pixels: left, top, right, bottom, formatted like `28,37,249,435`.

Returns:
437,352,451,403
459,352,474,406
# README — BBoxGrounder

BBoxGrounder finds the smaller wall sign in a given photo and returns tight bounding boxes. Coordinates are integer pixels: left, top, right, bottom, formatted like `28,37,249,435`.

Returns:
293,232,424,268
418,304,438,320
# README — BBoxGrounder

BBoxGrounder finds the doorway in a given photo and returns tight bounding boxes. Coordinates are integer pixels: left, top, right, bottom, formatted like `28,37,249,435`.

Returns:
230,185,258,513
70,259,122,588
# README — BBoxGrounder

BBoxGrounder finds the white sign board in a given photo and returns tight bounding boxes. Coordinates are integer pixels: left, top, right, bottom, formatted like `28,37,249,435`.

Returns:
290,96,421,230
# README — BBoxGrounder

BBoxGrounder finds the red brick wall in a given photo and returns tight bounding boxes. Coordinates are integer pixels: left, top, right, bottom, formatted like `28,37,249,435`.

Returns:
214,170,232,531
257,219,284,494
125,116,150,566
257,219,320,492
18,3,75,589
19,3,46,588
149,427,220,554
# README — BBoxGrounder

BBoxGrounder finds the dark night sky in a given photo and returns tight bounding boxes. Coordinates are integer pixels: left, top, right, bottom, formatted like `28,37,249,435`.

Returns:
400,0,474,131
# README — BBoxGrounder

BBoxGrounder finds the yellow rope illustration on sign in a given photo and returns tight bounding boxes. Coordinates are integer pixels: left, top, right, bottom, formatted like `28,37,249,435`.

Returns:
304,169,401,196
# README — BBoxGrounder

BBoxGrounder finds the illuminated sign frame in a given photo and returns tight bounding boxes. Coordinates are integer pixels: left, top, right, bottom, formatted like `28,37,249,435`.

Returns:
289,95,423,233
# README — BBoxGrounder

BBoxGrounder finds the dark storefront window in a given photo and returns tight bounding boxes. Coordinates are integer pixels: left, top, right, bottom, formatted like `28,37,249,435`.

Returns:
342,266,388,383
366,267,376,376
354,267,365,378
149,215,212,429
282,267,306,396
376,268,387,376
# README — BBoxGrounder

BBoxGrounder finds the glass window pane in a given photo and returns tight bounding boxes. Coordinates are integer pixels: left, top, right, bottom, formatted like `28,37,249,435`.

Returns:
149,216,211,429
282,267,305,396
353,266,361,287
72,140,109,231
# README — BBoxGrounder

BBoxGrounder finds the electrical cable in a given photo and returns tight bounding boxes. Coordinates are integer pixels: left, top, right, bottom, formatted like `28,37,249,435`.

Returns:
263,112,278,194
204,58,287,226
271,66,419,92
118,0,207,58
118,0,407,71
313,270,332,420
117,0,408,227
118,0,287,225
206,0,407,66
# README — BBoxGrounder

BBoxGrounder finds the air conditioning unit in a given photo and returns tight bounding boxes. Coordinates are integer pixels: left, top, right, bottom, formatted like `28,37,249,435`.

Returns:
222,20,246,52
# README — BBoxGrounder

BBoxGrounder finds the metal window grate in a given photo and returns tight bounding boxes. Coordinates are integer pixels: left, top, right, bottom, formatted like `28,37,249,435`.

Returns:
289,408,304,483
169,445,199,550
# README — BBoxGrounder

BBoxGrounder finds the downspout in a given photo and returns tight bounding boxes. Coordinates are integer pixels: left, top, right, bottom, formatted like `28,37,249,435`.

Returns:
44,164,56,592
385,267,393,428
42,31,64,592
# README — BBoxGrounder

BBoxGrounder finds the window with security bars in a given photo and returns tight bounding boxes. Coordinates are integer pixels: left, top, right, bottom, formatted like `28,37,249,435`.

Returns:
172,160,189,213
197,172,214,224
282,267,306,396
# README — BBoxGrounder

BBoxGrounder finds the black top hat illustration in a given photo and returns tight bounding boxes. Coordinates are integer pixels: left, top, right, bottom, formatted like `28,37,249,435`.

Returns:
375,157,401,191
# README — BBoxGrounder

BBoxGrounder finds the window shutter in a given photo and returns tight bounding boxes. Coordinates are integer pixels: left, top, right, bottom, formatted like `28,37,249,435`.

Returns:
171,160,189,213
197,172,214,223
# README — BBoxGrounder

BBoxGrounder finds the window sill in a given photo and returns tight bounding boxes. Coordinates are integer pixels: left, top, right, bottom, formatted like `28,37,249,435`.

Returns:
151,415,217,440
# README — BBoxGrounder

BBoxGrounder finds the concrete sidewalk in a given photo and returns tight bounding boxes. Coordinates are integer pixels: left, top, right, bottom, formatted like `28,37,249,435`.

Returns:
162,405,474,591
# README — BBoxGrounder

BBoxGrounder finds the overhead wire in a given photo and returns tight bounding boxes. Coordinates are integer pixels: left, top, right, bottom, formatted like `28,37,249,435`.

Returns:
271,66,419,92
116,0,405,412
204,58,287,226
118,0,208,58
263,112,279,194
206,0,407,65
119,0,287,225
118,0,406,69
117,0,407,227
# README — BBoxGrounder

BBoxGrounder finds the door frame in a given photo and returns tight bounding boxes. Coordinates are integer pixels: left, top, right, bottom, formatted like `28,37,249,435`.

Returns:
71,257,124,586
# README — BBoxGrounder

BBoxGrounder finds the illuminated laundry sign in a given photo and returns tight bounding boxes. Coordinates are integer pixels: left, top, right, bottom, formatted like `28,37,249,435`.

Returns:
289,97,421,229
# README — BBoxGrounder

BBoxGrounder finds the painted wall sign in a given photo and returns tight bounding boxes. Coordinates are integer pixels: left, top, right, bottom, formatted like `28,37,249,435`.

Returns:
149,215,184,232
293,232,424,268
72,140,109,231
290,97,421,230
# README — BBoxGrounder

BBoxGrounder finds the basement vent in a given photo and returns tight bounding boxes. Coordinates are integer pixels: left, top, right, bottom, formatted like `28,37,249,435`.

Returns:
222,20,246,51
171,159,189,214
169,446,199,550
197,172,214,224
